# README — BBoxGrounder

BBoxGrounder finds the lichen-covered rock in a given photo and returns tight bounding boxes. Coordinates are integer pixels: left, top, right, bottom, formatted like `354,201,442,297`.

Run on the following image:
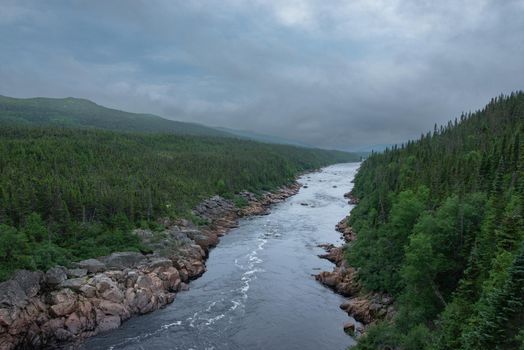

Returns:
101,252,145,270
0,280,29,308
67,268,87,278
78,259,107,274
12,270,43,298
59,277,87,291
147,258,173,271
45,267,67,287
79,284,97,298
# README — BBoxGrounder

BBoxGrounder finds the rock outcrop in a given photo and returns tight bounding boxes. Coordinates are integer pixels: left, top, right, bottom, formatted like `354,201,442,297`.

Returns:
344,191,359,205
0,183,300,349
335,218,356,242
315,193,394,337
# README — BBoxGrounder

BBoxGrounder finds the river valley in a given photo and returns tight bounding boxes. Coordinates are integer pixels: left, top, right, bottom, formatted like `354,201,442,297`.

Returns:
81,163,360,350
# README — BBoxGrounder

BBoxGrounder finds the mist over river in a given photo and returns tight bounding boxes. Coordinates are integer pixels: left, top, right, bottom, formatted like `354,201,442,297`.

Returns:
80,163,360,350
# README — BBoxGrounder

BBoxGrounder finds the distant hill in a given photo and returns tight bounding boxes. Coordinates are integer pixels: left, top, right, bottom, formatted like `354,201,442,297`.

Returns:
0,95,232,137
215,127,313,148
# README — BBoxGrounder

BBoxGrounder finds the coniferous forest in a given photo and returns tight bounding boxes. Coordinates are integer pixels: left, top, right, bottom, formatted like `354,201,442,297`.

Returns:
348,92,524,350
0,125,356,280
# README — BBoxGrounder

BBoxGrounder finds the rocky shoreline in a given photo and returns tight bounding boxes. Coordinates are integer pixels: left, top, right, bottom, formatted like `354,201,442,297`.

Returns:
314,192,394,338
0,183,300,349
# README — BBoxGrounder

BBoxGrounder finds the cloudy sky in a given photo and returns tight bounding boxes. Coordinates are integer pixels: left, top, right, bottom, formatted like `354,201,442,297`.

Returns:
1,0,523,149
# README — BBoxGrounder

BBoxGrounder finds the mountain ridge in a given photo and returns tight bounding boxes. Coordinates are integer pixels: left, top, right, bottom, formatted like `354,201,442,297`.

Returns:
0,94,233,138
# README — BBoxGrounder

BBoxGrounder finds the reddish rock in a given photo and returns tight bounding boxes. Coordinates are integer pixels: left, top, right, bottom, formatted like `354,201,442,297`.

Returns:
96,315,121,333
65,313,82,335
49,289,77,317
0,182,303,348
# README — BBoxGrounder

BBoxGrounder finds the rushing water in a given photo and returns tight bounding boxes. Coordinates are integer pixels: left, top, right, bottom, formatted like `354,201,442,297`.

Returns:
81,163,360,350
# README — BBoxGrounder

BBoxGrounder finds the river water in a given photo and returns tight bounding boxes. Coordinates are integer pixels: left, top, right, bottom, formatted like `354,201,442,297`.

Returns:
82,163,360,350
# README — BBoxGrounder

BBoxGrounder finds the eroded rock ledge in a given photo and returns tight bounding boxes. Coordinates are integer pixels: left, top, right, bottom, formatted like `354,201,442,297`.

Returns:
315,191,394,337
0,184,300,349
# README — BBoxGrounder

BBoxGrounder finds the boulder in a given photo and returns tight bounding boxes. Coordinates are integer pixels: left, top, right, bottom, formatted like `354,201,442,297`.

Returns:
178,268,189,283
65,312,82,335
41,317,64,334
159,267,180,291
134,289,154,314
49,289,77,317
59,277,87,291
93,275,117,294
136,275,153,289
78,259,106,274
165,229,192,244
101,252,145,269
96,315,121,333
345,297,373,324
147,258,173,270
343,320,356,335
45,266,67,287
101,287,124,303
54,328,73,341
125,271,139,288
12,270,43,298
0,307,13,327
315,271,340,288
67,268,87,278
98,300,129,318
79,284,97,298
105,270,125,283
0,280,28,308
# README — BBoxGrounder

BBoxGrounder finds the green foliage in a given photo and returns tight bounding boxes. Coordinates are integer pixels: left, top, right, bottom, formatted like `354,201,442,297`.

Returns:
0,125,356,280
0,95,232,137
233,195,249,208
0,224,33,280
353,322,401,350
349,92,524,349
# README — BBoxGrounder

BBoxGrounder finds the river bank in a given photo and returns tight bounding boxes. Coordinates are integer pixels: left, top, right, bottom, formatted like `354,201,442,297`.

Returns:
81,163,358,350
315,191,395,338
0,183,300,349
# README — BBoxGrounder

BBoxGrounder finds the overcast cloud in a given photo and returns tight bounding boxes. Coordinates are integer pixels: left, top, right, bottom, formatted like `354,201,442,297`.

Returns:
1,0,523,149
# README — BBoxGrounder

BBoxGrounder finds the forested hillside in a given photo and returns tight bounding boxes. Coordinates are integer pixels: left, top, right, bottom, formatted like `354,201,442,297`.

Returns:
347,92,524,349
0,95,231,137
0,125,356,280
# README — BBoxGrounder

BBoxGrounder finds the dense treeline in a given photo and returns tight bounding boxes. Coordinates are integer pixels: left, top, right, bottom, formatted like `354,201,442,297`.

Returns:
348,91,524,349
0,126,356,280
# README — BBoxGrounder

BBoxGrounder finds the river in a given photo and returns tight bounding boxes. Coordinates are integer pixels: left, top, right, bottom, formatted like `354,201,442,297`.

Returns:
81,162,360,350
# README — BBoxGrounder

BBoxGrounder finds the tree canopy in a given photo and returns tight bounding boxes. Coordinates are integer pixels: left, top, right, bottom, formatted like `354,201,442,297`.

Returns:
349,91,524,349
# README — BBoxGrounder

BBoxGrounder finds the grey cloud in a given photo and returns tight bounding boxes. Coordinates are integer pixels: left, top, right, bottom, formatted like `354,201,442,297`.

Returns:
0,0,523,149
